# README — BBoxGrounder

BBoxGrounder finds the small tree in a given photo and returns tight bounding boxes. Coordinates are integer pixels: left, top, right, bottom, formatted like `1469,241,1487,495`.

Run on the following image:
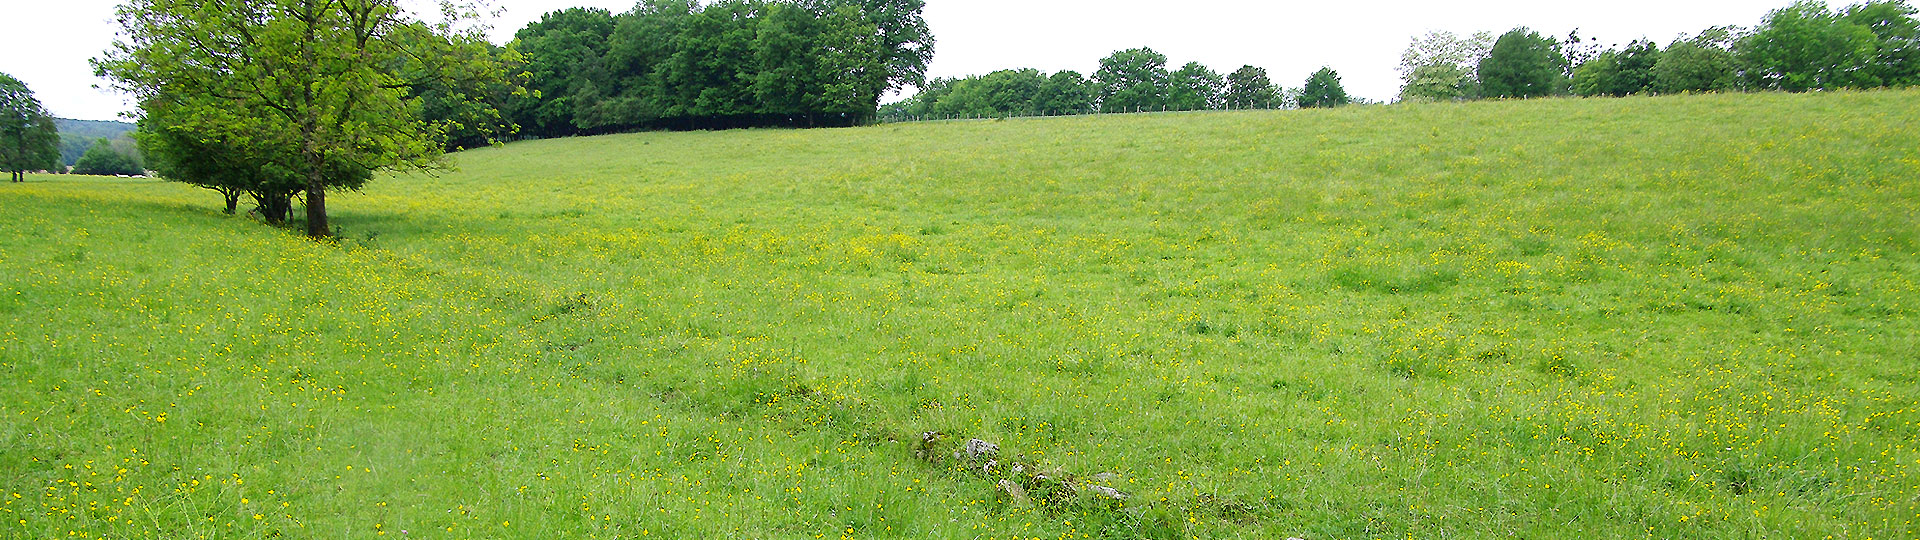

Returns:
1299,67,1350,108
1478,27,1571,98
1223,65,1281,109
0,73,61,183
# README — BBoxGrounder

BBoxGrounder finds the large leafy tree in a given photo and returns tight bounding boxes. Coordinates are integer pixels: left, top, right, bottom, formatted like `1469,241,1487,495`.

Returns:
1841,0,1920,86
814,0,933,92
1654,27,1740,93
1166,62,1224,111
1298,67,1350,108
0,73,61,182
1223,65,1280,109
507,7,618,137
97,0,518,237
753,2,886,126
1094,47,1170,112
1478,27,1570,98
1397,30,1493,102
1737,1,1880,91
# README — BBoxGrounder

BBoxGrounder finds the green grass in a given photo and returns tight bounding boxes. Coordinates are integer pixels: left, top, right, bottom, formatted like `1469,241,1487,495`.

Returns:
4,90,1918,539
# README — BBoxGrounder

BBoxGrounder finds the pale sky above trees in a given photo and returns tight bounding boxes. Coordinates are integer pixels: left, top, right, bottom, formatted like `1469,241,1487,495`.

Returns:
3,0,1783,121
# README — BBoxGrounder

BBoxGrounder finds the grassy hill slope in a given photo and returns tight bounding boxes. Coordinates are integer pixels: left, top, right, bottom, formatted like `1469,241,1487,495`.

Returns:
3,90,1917,539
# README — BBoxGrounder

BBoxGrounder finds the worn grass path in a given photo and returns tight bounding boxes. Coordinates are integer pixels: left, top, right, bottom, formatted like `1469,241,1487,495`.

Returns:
3,90,1918,539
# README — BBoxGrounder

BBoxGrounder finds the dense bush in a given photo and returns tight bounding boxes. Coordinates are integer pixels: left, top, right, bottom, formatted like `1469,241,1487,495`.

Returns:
70,137,144,176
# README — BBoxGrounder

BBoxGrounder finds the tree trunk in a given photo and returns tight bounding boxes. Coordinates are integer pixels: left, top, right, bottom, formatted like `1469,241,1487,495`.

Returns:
305,184,328,237
224,190,240,214
303,145,328,237
255,191,291,224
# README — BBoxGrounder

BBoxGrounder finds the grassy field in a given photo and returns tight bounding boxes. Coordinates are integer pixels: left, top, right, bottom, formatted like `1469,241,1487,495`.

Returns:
3,90,1917,539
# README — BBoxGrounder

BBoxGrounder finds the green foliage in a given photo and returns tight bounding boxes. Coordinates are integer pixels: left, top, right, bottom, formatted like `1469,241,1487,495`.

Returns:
1610,39,1664,95
52,118,135,166
1655,28,1741,93
506,7,618,137
136,97,313,220
1572,39,1661,98
1573,53,1618,97
1402,63,1477,102
1032,70,1097,115
1094,47,1171,112
1165,62,1224,111
1738,1,1882,91
1298,67,1350,108
1842,0,1920,86
518,0,926,133
1398,30,1493,102
70,137,144,176
5,89,1920,539
410,38,527,151
889,69,1094,119
824,0,935,90
1223,65,1282,109
0,73,61,182
1478,27,1571,98
935,69,1046,117
95,0,518,237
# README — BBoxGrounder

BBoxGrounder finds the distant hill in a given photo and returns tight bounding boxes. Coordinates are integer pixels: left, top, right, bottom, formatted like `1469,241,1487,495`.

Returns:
54,118,137,166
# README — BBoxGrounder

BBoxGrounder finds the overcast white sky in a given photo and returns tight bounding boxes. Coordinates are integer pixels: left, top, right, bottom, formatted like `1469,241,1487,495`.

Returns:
3,0,1787,122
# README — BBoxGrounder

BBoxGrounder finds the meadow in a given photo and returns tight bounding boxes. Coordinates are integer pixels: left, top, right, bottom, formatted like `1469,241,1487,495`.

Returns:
2,90,1917,539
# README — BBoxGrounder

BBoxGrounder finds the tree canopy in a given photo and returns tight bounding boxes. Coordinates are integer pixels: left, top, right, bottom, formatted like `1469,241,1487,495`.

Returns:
1653,28,1740,93
70,137,146,177
1739,0,1882,91
1223,66,1282,109
1298,67,1350,108
509,0,930,134
1094,47,1172,112
1166,62,1224,111
1398,31,1493,102
1478,28,1570,98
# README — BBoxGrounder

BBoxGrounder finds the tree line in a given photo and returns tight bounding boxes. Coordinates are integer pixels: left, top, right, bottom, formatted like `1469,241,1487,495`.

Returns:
10,0,931,236
506,0,931,137
882,48,1355,121
1400,0,1918,102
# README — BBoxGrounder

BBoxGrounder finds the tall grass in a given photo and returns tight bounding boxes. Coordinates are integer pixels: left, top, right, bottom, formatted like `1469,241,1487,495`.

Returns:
2,90,1917,539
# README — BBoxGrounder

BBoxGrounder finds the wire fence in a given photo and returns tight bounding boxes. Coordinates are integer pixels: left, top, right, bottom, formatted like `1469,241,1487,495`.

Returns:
876,101,1295,124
